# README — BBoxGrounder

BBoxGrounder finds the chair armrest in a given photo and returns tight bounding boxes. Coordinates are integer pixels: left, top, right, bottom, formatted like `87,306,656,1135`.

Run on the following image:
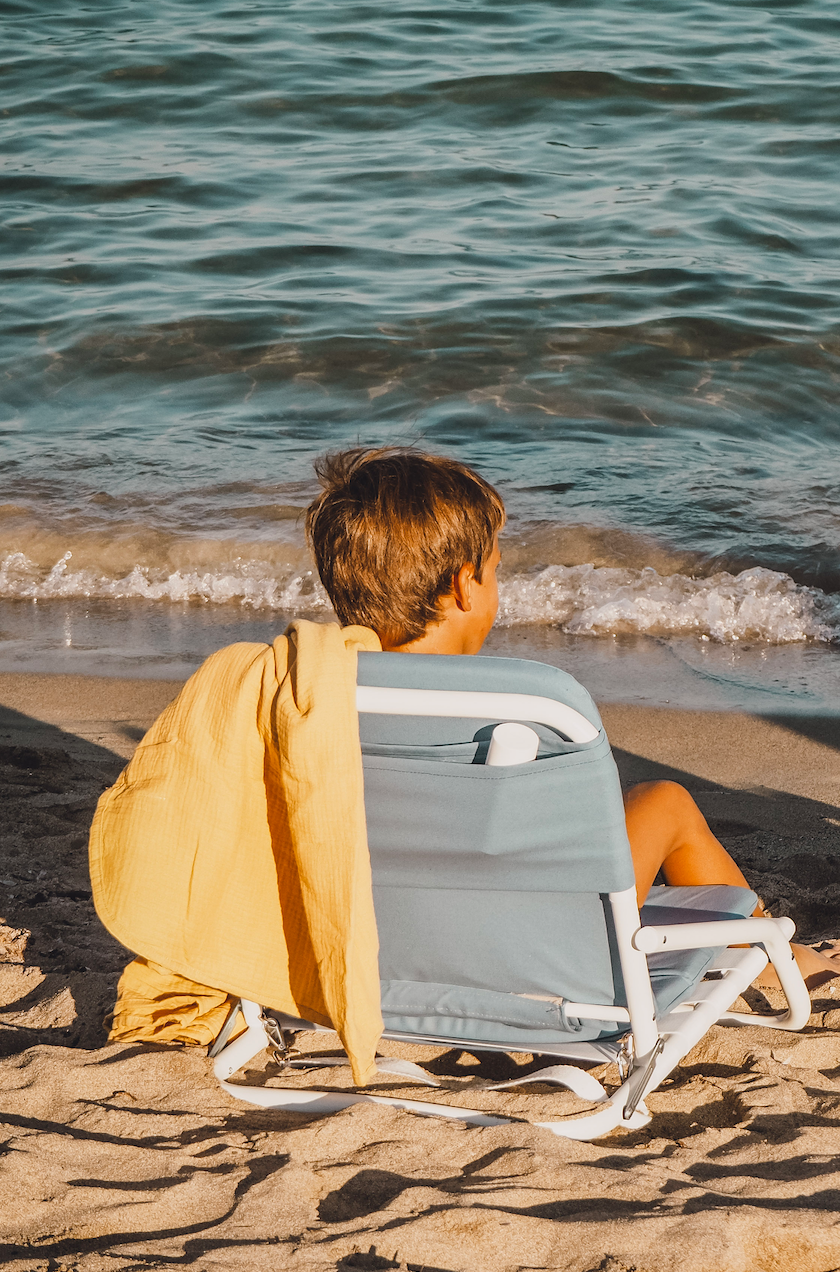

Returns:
633,914,795,954
634,914,810,1031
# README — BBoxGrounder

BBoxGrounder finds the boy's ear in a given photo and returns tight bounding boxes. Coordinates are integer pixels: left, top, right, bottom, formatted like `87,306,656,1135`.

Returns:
451,563,475,612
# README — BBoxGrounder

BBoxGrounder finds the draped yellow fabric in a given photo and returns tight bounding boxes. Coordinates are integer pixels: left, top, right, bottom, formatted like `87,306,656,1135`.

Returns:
108,958,234,1047
89,620,384,1085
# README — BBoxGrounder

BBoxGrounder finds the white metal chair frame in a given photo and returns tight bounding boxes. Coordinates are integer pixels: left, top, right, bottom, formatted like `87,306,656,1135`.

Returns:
211,685,811,1141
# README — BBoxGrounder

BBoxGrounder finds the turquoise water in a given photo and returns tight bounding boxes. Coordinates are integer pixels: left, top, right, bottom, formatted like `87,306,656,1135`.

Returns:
2,0,840,694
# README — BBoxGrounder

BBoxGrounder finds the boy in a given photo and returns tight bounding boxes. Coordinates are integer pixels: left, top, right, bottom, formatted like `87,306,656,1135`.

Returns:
307,446,840,988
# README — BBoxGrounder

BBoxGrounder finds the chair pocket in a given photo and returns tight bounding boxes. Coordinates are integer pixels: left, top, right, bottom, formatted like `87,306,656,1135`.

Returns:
363,740,634,894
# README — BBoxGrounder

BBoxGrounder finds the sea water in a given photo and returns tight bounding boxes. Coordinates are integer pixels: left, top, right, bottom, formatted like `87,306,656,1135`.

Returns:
2,0,840,709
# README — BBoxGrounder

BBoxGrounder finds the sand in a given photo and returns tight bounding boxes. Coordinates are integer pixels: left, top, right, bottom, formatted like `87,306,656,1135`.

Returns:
2,671,840,1271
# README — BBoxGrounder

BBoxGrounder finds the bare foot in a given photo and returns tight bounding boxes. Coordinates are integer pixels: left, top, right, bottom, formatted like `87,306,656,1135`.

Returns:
755,941,840,991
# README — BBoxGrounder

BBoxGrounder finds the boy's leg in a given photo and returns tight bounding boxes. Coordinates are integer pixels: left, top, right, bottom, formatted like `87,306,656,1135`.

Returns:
624,780,840,989
624,780,750,906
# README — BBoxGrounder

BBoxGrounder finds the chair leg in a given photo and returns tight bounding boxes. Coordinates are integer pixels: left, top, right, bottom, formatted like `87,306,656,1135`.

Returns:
212,999,270,1080
209,1001,658,1142
211,949,771,1144
212,1001,619,1138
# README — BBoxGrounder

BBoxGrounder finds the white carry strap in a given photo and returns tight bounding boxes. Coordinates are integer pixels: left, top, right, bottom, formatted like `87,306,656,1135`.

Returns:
210,999,636,1135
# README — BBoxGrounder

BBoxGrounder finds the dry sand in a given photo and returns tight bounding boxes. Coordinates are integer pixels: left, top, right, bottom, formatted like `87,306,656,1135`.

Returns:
2,672,840,1271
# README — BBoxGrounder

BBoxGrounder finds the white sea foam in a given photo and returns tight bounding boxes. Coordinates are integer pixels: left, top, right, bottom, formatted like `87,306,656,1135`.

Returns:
0,550,332,612
497,563,838,643
1,549,836,644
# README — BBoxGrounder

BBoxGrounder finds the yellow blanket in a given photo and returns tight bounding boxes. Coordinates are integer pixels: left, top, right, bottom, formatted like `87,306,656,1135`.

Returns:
89,620,383,1085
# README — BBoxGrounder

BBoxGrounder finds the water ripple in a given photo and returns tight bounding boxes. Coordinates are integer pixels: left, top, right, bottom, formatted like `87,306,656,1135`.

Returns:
2,0,840,632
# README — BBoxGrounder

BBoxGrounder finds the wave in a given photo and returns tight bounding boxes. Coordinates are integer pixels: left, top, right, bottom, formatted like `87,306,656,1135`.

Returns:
0,551,331,613
497,564,838,644
1,549,836,645
23,315,840,386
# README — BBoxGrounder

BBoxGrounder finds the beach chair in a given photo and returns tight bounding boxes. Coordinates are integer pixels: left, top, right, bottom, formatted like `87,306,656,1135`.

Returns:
211,653,811,1141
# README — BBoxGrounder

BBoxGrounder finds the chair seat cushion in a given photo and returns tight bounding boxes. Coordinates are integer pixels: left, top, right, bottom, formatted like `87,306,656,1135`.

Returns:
379,885,758,1049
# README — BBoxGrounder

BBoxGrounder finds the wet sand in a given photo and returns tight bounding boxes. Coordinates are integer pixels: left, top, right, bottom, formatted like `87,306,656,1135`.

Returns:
2,672,840,1271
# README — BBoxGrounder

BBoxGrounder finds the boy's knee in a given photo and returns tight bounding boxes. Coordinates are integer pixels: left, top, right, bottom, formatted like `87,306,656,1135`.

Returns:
628,779,694,813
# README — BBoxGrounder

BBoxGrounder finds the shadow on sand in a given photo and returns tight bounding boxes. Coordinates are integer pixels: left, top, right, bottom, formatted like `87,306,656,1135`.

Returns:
0,703,128,1056
612,734,840,940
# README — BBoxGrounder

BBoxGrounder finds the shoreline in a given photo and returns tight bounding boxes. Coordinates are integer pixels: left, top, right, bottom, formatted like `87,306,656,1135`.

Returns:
2,670,840,1270
2,595,840,714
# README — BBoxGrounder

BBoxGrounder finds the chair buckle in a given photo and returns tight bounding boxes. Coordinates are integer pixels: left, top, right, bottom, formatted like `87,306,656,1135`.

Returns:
617,1032,634,1083
623,1036,665,1120
259,1010,300,1069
